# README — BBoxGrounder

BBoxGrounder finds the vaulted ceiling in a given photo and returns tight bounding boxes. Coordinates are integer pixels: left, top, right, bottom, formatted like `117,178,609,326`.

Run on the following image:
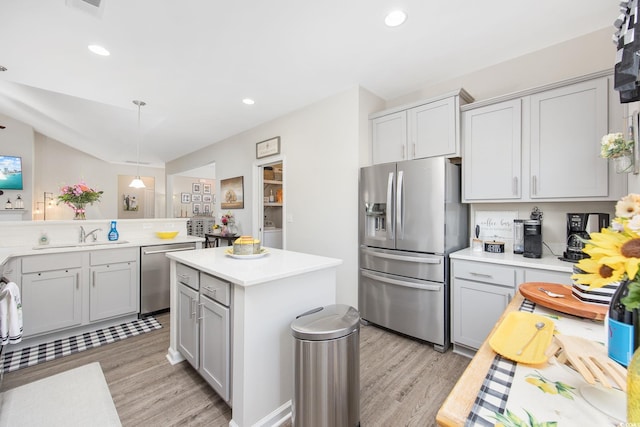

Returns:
0,0,618,166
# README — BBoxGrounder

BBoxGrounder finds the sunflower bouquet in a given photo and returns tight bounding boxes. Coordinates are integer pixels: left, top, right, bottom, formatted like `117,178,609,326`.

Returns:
571,193,640,310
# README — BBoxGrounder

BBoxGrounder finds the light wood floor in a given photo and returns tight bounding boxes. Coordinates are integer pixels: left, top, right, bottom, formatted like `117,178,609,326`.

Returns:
1,313,469,426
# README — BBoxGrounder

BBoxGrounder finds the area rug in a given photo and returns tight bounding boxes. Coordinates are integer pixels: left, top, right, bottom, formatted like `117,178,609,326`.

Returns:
0,362,121,426
1,316,161,374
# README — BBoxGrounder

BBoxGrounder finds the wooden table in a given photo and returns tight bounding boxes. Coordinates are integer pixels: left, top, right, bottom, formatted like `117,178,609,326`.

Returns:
204,233,237,248
436,293,525,426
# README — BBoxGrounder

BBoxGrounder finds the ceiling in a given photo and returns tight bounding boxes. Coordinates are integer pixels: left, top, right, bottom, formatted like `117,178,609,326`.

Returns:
0,0,619,167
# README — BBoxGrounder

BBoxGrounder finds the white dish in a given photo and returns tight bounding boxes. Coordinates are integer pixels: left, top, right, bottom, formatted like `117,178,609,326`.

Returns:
224,248,269,259
579,384,626,422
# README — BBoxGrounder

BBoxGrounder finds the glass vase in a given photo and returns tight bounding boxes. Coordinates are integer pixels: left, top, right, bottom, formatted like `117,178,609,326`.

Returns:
613,153,633,174
73,203,86,220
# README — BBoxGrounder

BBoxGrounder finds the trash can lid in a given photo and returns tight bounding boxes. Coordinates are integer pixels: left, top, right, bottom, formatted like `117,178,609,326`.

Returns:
291,304,360,340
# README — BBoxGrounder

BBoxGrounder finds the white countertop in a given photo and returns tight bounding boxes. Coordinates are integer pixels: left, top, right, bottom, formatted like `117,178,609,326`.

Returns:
0,235,204,265
450,247,574,273
167,246,342,286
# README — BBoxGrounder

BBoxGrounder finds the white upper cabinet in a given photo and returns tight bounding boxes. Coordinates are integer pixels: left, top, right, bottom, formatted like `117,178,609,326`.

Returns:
462,73,626,203
371,90,472,164
372,111,407,163
463,99,522,201
529,79,608,199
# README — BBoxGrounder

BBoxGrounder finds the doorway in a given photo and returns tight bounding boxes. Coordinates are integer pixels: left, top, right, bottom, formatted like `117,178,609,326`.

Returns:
253,156,285,249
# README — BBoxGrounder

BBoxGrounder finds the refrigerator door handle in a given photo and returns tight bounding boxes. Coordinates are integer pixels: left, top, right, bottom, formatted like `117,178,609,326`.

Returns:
361,270,441,291
396,170,404,239
362,248,441,264
386,172,395,240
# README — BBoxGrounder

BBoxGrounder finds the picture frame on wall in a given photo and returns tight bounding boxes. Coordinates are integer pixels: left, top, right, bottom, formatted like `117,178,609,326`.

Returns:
181,193,191,203
203,184,211,194
256,136,280,159
220,176,244,209
192,194,202,202
203,203,211,214
193,203,201,215
192,182,201,193
203,194,212,203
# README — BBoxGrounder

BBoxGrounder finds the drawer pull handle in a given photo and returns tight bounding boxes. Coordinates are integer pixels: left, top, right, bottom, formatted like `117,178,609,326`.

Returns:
470,272,492,278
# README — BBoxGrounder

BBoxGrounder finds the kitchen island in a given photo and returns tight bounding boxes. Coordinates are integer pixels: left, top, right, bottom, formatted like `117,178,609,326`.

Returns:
437,291,620,426
166,246,342,427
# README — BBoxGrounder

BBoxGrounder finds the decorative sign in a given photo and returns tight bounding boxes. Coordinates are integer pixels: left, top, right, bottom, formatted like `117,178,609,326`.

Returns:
256,136,281,159
474,211,518,250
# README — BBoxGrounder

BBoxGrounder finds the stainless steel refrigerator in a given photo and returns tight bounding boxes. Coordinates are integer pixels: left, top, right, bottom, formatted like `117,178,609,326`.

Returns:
358,157,468,351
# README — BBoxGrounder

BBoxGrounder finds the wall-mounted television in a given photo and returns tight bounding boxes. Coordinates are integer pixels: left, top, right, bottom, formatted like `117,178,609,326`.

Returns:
0,155,23,190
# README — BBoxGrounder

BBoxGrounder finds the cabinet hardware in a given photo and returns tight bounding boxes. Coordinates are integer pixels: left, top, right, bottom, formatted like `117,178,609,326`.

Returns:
191,298,196,318
198,302,205,320
513,177,518,196
532,175,537,195
470,272,492,278
412,143,416,158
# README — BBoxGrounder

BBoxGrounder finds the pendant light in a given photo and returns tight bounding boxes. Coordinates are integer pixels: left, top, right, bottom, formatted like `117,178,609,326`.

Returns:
129,99,146,188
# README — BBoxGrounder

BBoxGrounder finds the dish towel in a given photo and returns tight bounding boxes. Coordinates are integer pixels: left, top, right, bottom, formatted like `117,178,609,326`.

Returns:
0,281,23,345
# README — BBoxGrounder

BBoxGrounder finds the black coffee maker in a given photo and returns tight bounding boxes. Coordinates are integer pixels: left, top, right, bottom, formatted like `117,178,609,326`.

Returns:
561,213,610,262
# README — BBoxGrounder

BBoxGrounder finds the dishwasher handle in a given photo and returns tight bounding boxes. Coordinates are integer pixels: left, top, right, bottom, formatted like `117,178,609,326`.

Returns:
143,246,195,255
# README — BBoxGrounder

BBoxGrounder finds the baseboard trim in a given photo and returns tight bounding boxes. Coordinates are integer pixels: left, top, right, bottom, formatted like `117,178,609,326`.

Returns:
230,400,292,427
166,347,185,365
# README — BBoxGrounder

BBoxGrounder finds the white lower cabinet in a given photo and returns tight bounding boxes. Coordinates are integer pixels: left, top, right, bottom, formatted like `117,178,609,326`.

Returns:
451,257,571,355
19,247,140,339
89,262,138,321
176,265,231,404
22,268,82,336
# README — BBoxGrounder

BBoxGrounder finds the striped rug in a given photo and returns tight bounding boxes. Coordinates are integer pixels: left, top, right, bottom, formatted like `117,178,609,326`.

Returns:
1,316,162,374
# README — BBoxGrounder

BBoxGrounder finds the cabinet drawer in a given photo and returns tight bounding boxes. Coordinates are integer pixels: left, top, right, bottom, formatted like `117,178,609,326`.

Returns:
22,253,83,274
200,273,230,306
453,260,516,288
177,263,199,290
90,247,138,266
522,268,572,286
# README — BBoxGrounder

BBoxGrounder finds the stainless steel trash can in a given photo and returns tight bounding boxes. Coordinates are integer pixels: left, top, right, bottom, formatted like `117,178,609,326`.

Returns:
290,304,360,427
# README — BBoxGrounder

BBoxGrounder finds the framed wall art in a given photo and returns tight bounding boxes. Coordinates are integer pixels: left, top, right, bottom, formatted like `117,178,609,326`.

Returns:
181,193,191,203
203,183,211,194
256,136,280,159
192,194,202,202
203,194,212,203
221,176,244,209
203,203,211,214
192,182,201,193
193,203,201,215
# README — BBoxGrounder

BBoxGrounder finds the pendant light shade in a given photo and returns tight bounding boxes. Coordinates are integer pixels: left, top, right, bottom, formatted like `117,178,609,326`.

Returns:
129,99,146,189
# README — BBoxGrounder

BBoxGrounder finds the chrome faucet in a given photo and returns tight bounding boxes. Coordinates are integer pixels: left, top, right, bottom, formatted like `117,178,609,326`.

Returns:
79,226,102,243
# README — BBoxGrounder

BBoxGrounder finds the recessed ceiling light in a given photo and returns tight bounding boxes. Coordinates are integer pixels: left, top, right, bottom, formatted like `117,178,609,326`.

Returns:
242,98,255,105
88,44,110,56
385,10,407,27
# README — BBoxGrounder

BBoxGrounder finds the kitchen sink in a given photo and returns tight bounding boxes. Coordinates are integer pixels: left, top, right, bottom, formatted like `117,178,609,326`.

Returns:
32,240,130,250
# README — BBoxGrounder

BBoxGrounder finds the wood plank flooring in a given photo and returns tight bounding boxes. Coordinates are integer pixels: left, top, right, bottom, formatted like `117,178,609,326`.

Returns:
1,313,469,426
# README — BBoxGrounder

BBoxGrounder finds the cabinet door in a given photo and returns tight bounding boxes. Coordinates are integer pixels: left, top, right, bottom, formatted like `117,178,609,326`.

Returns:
22,269,82,337
530,78,608,198
372,111,407,164
409,97,457,158
452,278,513,350
462,99,522,201
89,262,138,322
199,295,230,402
177,283,199,368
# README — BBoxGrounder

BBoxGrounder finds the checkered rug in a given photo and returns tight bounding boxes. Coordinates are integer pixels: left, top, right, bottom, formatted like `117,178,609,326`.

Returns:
1,316,162,374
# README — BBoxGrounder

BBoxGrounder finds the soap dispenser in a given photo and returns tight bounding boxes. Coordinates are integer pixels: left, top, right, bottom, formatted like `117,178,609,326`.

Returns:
108,221,119,241
15,195,23,209
5,199,11,209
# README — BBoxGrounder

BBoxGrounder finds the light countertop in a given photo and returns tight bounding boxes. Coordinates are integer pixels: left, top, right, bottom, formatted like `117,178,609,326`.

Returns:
0,235,204,265
450,247,574,273
167,246,342,286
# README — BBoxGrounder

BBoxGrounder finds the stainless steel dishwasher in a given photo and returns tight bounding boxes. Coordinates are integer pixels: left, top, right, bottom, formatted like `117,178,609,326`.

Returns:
140,242,197,316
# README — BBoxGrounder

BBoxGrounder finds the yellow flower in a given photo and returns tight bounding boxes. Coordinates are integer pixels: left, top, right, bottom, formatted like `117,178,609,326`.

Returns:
573,227,640,289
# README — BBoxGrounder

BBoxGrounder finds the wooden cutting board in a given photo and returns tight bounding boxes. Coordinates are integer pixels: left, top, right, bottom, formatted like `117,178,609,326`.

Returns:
519,282,608,321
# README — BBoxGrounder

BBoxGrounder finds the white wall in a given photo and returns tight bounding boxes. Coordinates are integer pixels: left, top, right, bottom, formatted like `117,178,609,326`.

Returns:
33,133,166,220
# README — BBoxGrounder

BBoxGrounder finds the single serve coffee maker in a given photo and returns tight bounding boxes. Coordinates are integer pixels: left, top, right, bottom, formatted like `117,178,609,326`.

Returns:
523,207,543,258
561,213,610,262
